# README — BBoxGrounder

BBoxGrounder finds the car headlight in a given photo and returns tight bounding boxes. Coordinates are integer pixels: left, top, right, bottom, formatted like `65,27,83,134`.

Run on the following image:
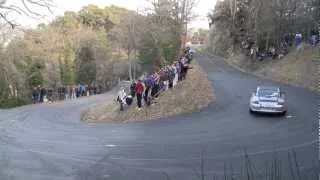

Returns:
278,101,284,105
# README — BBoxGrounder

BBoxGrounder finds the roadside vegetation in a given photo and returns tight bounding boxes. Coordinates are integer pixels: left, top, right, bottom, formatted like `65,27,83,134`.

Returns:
205,0,318,90
82,61,214,122
0,0,197,108
0,4,138,108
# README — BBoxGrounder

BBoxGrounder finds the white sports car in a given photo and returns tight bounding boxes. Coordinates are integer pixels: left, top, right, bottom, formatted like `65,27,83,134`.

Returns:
249,86,287,115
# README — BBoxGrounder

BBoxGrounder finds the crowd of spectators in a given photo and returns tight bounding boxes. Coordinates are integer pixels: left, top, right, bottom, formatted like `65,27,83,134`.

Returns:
116,46,194,111
241,31,319,61
31,84,102,104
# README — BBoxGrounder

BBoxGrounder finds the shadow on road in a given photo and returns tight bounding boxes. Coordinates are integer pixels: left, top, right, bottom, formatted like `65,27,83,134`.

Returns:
249,112,287,118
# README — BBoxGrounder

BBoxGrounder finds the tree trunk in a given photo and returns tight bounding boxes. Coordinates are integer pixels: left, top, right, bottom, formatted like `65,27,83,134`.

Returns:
180,0,187,50
118,43,121,57
291,13,294,33
133,49,137,80
265,32,270,51
128,49,132,81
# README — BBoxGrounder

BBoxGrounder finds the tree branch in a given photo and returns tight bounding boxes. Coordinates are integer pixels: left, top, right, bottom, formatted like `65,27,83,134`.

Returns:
0,0,55,28
25,0,55,14
0,13,16,28
21,0,42,16
0,4,31,16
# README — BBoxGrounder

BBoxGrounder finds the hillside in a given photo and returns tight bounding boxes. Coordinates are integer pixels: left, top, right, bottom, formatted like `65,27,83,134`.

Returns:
226,44,319,91
206,0,318,91
253,45,318,91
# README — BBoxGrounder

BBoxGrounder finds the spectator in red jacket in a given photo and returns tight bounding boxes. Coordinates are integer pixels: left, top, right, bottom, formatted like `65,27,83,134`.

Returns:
135,80,144,109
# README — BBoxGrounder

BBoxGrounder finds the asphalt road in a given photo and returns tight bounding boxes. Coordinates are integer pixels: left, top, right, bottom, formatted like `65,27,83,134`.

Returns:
0,53,318,180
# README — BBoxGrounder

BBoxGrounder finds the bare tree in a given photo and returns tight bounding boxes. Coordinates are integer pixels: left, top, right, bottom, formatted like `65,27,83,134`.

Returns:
136,0,196,66
208,0,318,57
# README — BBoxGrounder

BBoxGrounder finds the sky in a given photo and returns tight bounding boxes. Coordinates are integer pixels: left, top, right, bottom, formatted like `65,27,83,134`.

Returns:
9,0,217,29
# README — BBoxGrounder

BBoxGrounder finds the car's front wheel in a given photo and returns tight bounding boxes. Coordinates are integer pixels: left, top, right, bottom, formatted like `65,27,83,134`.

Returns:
249,108,254,114
280,110,287,116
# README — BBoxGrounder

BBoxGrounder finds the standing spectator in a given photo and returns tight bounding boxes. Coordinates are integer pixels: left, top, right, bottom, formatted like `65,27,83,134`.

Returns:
47,88,53,103
77,84,81,97
117,87,127,111
310,30,317,47
285,33,293,46
93,85,97,95
168,66,174,89
180,57,189,80
144,77,153,106
173,62,179,87
81,84,86,97
130,81,136,98
68,85,71,100
59,86,62,100
184,46,190,57
159,69,168,91
71,85,76,99
141,79,146,104
32,87,38,104
79,85,82,97
86,84,90,96
57,87,61,100
135,79,144,110
158,68,168,91
40,87,46,103
284,34,289,45
179,57,185,80
61,86,66,100
39,86,43,103
151,71,160,98
65,85,70,100
36,85,41,103
176,61,182,82
295,32,302,49
69,85,73,100
88,85,92,96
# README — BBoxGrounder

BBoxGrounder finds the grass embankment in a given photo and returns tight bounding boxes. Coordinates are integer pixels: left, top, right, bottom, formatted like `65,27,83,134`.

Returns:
221,43,318,91
254,44,318,91
81,61,214,123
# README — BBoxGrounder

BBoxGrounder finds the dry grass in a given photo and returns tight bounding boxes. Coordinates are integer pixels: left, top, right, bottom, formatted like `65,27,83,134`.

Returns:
82,61,215,123
254,44,318,91
185,149,317,180
225,44,319,91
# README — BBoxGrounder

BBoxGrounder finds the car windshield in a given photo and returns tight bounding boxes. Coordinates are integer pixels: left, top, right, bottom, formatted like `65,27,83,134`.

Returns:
258,88,279,98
